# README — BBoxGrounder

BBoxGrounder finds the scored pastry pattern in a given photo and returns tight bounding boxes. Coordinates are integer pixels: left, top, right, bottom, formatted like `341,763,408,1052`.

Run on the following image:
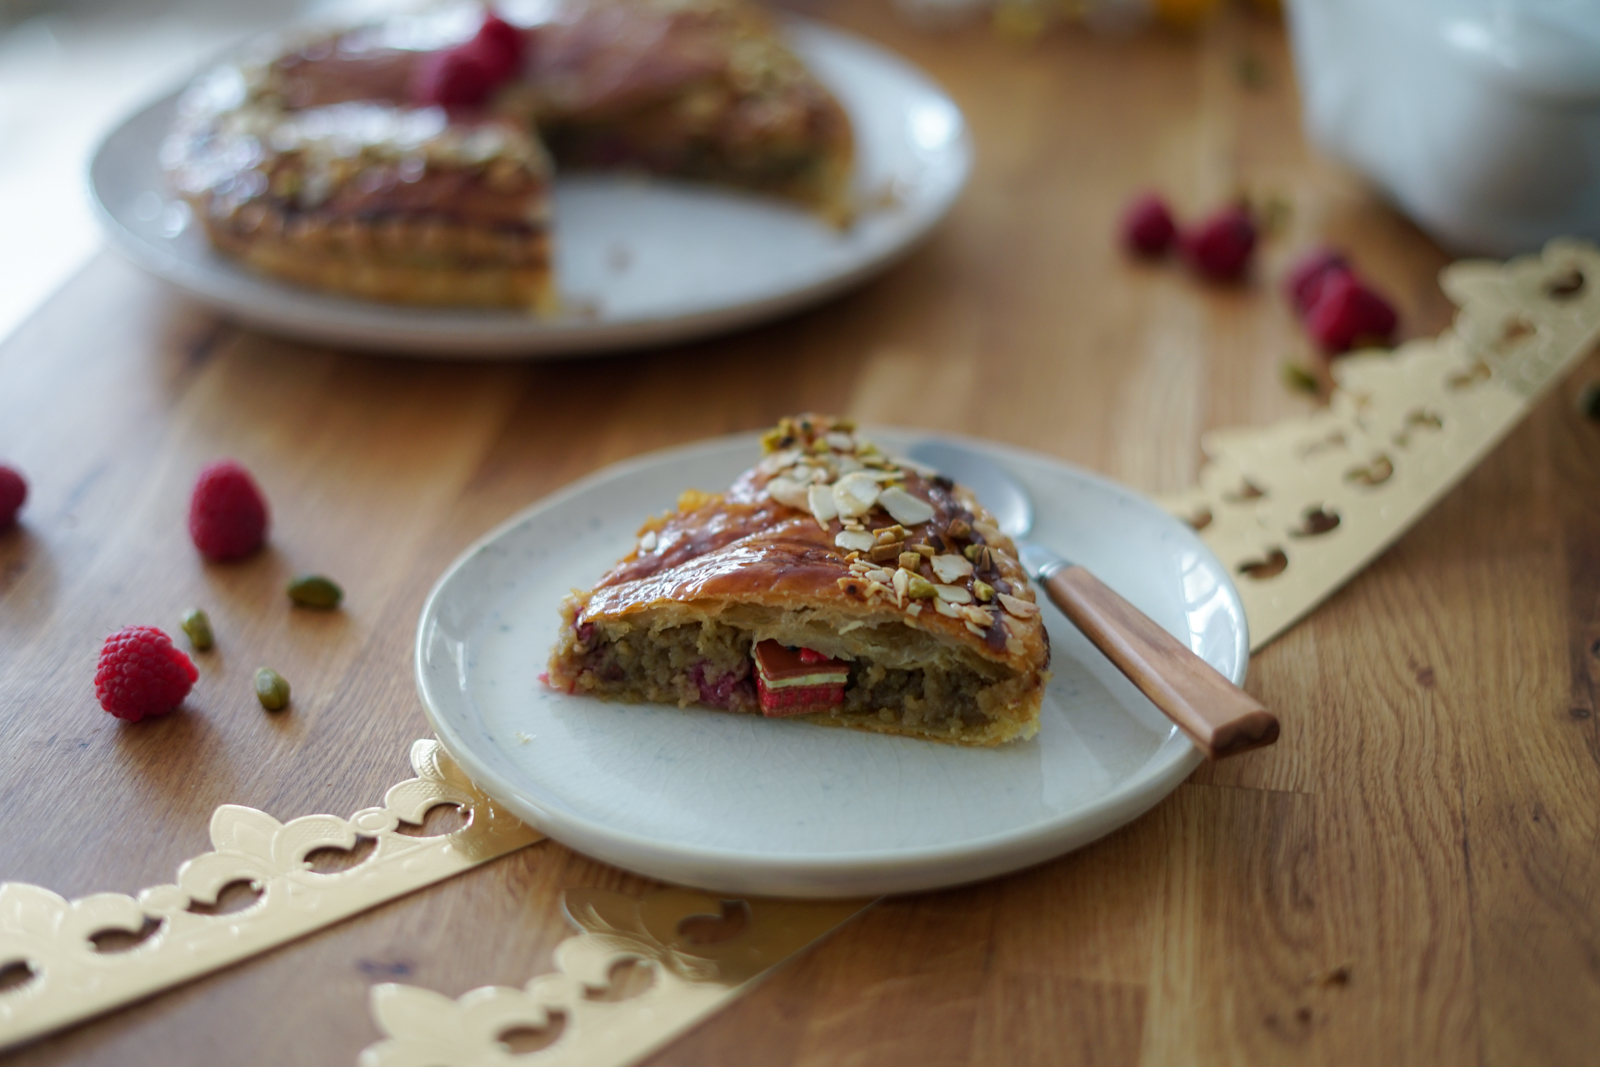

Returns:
2,240,1596,1063
0,740,543,1052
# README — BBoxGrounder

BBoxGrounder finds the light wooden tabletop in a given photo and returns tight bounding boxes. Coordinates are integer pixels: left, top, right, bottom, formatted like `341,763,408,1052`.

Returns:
4,4,1599,1064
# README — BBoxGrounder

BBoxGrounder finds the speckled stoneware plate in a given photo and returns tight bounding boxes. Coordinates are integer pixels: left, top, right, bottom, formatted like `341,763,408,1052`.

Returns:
88,20,970,358
415,430,1249,898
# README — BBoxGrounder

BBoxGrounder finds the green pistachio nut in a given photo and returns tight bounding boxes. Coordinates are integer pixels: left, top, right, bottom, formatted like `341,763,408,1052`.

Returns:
287,574,343,609
906,575,938,599
180,608,214,651
254,667,290,712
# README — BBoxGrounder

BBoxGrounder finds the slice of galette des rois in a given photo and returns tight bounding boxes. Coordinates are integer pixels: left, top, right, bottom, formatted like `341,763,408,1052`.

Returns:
547,416,1051,745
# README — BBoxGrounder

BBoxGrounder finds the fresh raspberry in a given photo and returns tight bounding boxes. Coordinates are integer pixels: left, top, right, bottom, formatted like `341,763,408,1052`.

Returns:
1120,192,1177,257
1285,248,1352,318
1304,271,1398,353
0,464,25,529
1180,205,1257,282
469,14,525,80
411,47,499,107
411,14,524,107
95,626,198,722
188,460,269,561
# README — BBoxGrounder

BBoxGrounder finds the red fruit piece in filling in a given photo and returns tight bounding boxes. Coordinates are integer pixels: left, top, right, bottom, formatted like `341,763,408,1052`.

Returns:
1305,271,1399,354
757,677,845,717
0,464,26,529
753,641,847,716
1180,205,1257,281
1120,192,1177,257
189,459,269,561
1285,248,1352,318
95,625,198,722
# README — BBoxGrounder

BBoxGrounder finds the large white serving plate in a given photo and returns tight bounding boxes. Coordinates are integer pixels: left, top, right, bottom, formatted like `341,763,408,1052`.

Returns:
88,21,970,358
415,430,1249,898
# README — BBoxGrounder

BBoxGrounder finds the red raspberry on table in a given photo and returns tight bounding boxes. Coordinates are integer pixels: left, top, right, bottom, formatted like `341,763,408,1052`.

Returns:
1180,205,1257,282
95,626,198,722
1120,192,1177,257
1285,248,1352,318
188,459,269,561
0,464,26,529
1305,271,1399,353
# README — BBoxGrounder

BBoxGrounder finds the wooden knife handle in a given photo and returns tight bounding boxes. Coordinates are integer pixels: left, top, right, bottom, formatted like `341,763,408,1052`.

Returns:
1042,565,1278,760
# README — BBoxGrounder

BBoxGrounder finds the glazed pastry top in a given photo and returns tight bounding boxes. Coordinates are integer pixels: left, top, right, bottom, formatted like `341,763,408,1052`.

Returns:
580,415,1049,669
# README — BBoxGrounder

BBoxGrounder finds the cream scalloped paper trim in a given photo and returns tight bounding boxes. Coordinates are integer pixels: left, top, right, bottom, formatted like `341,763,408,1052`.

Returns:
361,889,871,1067
3,240,1596,1065
0,740,542,1051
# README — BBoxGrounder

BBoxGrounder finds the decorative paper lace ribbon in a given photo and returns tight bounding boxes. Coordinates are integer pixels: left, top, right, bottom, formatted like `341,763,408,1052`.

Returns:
4,239,1597,1064
0,741,542,1051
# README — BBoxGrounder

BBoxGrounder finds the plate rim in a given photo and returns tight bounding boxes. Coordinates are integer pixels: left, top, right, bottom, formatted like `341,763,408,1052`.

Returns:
414,429,1247,896
86,17,974,359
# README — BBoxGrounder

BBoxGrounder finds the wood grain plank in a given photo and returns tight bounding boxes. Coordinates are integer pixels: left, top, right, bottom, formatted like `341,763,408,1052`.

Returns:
3,5,1598,1066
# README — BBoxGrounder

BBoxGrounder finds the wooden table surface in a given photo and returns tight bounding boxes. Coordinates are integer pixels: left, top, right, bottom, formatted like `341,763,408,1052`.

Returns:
4,4,1599,1064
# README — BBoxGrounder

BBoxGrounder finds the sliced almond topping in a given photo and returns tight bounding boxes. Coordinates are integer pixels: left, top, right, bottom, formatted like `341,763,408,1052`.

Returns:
836,528,876,553
824,431,855,451
934,598,962,618
930,553,973,584
933,583,973,604
865,579,892,601
789,463,818,484
878,486,935,526
905,602,923,617
833,471,882,518
1004,634,1024,655
638,530,658,552
835,454,865,475
973,519,1003,543
961,605,993,627
766,476,810,510
892,567,910,599
808,483,839,525
865,568,893,584
756,448,801,476
874,524,907,545
891,455,940,478
965,621,988,638
998,593,1040,618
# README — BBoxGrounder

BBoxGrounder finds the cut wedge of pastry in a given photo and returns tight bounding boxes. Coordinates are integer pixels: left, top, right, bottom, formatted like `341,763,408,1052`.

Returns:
547,416,1051,745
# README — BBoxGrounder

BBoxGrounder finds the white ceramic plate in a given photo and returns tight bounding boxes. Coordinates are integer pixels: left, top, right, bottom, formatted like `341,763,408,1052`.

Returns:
87,21,971,358
416,431,1249,898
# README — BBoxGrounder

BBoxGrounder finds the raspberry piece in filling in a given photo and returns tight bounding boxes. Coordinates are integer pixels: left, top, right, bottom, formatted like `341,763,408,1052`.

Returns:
753,640,847,717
